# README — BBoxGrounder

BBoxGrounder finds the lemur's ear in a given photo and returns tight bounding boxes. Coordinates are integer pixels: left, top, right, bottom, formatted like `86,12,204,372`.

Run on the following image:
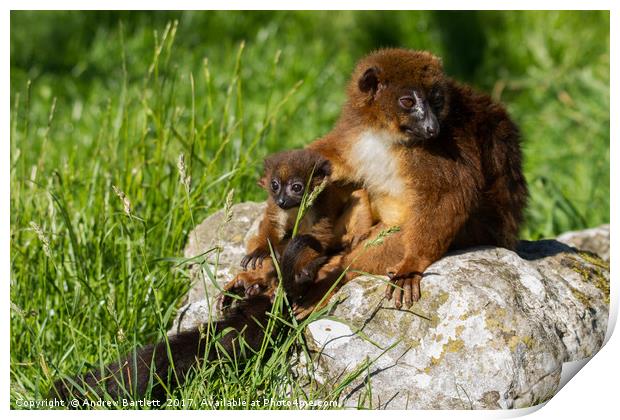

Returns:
315,158,332,179
257,176,268,189
258,157,274,189
358,66,381,95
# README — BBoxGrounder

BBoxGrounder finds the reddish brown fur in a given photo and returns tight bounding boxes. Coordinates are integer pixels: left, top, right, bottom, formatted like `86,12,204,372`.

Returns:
309,48,528,308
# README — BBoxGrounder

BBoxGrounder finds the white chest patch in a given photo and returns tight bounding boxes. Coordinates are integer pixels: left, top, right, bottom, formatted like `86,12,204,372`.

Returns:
349,130,405,197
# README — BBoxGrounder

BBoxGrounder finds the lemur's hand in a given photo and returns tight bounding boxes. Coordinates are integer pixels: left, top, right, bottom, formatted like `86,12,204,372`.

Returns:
240,248,271,270
217,270,274,313
385,260,422,309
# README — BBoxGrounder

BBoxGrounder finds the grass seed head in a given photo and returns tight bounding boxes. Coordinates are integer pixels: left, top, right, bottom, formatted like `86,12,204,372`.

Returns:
112,185,132,217
224,189,235,224
177,153,192,192
306,178,328,209
365,226,401,249
29,222,51,258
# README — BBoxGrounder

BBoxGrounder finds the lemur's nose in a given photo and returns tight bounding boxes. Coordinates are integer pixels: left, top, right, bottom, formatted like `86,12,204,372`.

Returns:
425,125,437,138
277,197,286,207
422,115,440,139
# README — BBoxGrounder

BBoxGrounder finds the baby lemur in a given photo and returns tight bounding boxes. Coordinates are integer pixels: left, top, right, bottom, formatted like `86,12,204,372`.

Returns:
240,148,371,292
308,48,527,308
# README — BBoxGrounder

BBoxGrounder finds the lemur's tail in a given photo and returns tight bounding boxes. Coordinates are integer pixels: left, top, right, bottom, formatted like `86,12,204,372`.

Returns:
51,237,323,404
51,295,273,403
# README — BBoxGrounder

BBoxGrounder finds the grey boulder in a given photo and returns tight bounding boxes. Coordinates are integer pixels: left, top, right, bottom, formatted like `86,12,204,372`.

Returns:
173,202,610,409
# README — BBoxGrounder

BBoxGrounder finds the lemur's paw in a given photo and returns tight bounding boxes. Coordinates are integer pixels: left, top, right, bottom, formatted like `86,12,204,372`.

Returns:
217,273,269,312
385,272,421,309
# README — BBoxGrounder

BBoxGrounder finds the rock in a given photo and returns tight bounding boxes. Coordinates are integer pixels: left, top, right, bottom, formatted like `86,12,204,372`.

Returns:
306,243,609,409
172,203,610,409
171,201,266,333
557,224,610,261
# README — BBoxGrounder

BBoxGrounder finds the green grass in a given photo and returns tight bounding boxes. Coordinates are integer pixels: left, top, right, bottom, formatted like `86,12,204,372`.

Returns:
10,11,609,409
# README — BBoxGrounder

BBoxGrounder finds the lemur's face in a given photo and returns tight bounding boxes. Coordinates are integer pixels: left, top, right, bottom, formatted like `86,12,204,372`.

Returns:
268,174,306,210
259,150,332,210
389,82,445,145
349,49,450,146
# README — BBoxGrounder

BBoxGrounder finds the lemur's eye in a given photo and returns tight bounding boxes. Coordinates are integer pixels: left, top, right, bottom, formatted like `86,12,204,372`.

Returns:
291,183,304,193
399,96,415,109
430,86,444,108
271,180,280,192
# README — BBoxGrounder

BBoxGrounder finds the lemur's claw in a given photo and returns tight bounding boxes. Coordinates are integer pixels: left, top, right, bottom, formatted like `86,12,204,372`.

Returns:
240,256,251,270
241,249,270,271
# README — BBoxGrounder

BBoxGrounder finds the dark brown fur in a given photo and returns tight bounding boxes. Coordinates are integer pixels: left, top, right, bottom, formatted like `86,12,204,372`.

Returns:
309,48,528,308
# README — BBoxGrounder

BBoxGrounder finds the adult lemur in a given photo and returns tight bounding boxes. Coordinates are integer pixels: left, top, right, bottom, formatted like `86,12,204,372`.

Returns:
308,48,527,308
230,49,527,309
